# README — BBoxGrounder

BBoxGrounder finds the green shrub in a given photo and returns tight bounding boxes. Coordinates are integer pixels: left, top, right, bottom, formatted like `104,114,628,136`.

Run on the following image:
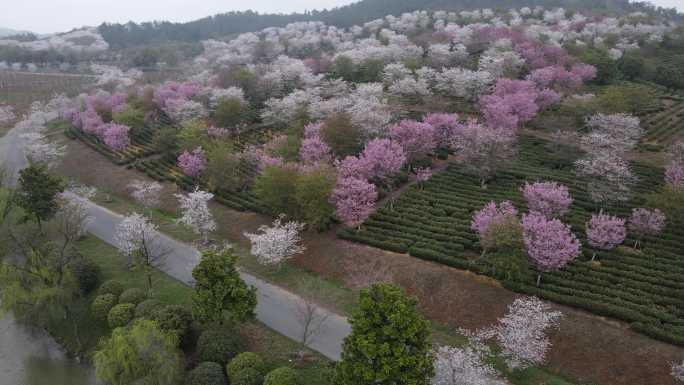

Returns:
99,280,124,297
135,299,162,318
119,288,147,305
71,257,100,295
92,294,117,321
152,305,194,348
186,362,226,385
113,107,145,132
227,352,266,385
263,367,299,385
197,328,243,366
108,303,136,328
214,98,244,128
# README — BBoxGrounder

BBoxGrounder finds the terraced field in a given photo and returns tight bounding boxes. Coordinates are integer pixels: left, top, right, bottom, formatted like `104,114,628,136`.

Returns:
642,97,684,145
340,135,684,346
64,115,266,212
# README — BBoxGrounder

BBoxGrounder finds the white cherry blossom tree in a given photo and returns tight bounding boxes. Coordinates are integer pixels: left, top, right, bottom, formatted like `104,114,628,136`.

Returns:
244,215,305,268
175,188,216,243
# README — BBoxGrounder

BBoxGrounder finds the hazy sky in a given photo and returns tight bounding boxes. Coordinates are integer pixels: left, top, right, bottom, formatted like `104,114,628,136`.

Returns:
2,0,682,34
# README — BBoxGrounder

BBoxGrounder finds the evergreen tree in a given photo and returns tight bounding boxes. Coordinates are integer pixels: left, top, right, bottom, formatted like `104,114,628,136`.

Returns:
14,164,64,231
335,283,433,385
192,247,257,324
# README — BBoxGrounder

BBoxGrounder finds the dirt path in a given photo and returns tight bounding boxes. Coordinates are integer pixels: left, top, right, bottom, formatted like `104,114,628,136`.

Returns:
57,136,684,385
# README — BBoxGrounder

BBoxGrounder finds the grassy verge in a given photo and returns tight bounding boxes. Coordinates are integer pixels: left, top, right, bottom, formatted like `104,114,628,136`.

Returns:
49,235,333,384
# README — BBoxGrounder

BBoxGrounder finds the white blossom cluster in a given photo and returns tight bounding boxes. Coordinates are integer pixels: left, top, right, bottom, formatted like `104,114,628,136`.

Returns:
20,131,65,168
114,212,160,258
244,216,305,267
91,64,143,90
432,343,506,385
128,180,163,209
0,105,15,125
175,188,216,241
0,28,108,53
486,297,562,369
582,113,643,155
672,361,684,383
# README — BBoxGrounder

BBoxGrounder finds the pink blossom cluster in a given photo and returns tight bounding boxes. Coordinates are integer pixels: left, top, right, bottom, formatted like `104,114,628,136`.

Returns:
415,167,433,183
336,138,406,182
665,162,684,190
520,181,573,219
332,138,406,227
206,125,228,139
299,122,331,165
177,146,208,178
515,40,571,70
471,200,519,239
628,208,666,240
153,81,202,109
102,123,131,151
331,176,378,228
423,112,461,149
522,212,581,273
527,64,596,93
586,212,626,251
388,119,436,164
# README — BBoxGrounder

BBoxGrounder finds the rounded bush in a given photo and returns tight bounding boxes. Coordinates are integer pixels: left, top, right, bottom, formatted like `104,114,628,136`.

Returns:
71,258,101,295
152,305,194,347
119,288,147,305
227,352,266,385
231,368,263,385
186,362,226,385
107,303,136,328
197,328,243,366
263,367,299,385
99,280,124,297
135,299,162,318
91,294,117,321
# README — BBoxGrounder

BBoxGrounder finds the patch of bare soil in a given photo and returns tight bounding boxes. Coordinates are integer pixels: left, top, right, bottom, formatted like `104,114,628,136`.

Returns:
60,136,684,385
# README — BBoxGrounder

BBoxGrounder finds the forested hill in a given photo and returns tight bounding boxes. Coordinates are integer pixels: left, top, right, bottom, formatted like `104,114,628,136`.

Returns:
98,0,681,48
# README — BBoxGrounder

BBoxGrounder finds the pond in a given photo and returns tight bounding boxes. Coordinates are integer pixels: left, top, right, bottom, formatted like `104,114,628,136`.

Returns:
0,315,94,385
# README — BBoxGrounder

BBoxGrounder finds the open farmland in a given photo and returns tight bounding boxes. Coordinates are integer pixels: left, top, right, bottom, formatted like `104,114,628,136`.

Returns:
0,71,94,112
340,134,684,346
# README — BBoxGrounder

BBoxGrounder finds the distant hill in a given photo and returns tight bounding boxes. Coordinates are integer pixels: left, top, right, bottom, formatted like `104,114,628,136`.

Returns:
98,0,682,48
0,27,32,38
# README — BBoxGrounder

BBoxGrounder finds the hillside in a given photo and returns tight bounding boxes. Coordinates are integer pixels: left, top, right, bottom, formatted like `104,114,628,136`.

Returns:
98,0,682,48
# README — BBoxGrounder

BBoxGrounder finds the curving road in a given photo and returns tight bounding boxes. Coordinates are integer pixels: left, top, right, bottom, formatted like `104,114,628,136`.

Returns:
1,124,351,361
79,198,351,360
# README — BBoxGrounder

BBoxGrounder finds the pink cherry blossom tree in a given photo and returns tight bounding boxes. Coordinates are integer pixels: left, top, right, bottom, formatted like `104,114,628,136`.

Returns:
452,120,517,187
471,200,519,255
332,177,377,229
389,120,436,166
415,167,432,189
520,181,573,219
522,212,581,285
300,136,332,165
586,211,626,260
423,112,461,150
665,163,684,190
102,123,131,151
177,147,207,179
628,208,666,249
360,138,406,183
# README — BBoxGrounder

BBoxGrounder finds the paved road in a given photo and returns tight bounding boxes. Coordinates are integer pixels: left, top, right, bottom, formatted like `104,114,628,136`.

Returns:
80,197,351,360
1,122,351,360
0,125,27,185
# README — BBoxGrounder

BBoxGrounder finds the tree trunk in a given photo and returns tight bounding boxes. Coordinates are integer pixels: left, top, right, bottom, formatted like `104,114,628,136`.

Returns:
536,274,542,287
591,252,596,262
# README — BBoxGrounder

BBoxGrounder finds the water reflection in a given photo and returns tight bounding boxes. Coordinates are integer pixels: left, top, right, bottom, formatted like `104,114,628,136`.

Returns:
0,315,94,385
